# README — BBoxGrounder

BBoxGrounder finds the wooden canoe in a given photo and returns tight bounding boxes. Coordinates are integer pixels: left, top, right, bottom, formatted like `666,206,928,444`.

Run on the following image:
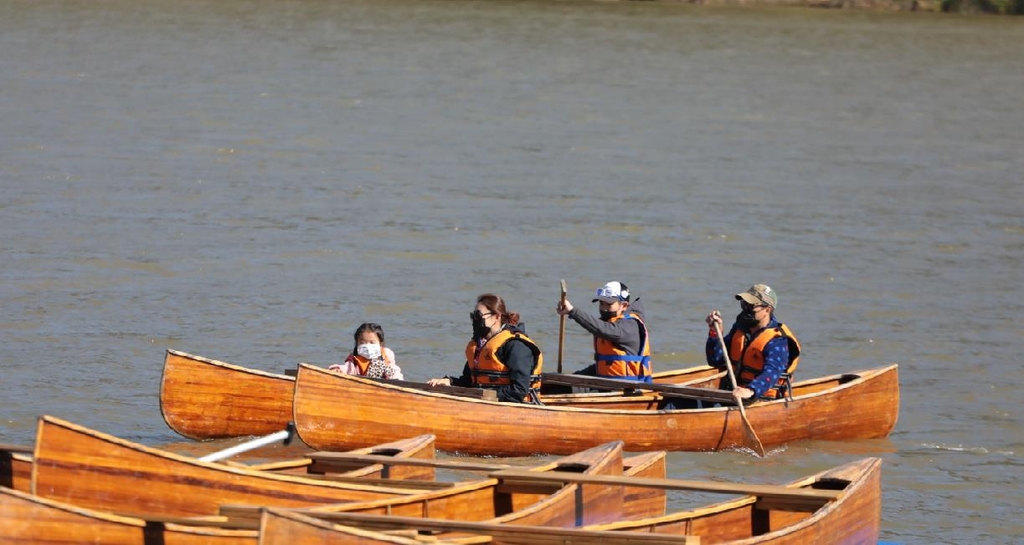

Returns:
294,363,899,456
31,415,419,518
0,485,257,544
160,348,724,440
254,457,880,545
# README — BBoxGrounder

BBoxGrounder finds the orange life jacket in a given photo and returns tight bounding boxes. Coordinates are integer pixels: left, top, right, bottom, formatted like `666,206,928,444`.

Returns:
464,329,544,392
727,323,801,399
593,313,652,382
348,354,371,375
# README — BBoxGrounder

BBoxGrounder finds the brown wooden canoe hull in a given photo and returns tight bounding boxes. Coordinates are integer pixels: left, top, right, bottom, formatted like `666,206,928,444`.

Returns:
621,450,668,520
0,486,257,545
160,349,295,440
294,364,899,456
31,416,413,518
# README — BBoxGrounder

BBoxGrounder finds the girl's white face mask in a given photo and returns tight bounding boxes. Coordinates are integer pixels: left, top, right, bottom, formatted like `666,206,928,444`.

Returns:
356,343,382,360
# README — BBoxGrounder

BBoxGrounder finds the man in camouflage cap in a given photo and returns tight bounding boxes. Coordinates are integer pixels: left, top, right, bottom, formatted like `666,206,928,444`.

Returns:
705,284,801,401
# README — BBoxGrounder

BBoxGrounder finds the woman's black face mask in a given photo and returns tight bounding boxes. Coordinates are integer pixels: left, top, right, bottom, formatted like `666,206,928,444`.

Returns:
470,310,491,339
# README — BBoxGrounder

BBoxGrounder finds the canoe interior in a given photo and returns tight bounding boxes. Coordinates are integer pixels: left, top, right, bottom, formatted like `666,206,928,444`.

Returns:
295,440,627,528
262,457,880,545
588,457,882,544
1,449,32,493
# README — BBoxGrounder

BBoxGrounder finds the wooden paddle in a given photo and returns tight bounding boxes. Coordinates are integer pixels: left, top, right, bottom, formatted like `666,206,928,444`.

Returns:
557,279,567,373
714,322,767,457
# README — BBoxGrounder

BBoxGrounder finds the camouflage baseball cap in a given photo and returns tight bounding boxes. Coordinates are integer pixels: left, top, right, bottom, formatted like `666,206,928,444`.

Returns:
735,284,778,308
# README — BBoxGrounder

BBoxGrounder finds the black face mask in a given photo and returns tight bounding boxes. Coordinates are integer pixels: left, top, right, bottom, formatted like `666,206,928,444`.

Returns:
599,310,616,321
737,310,759,329
470,311,491,340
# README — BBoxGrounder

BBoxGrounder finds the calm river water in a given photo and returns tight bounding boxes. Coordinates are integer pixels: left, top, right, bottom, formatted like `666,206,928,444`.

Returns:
2,0,1022,542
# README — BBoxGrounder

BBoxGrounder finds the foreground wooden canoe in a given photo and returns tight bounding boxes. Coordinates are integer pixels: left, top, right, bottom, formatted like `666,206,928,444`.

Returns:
31,416,417,518
0,485,257,545
160,349,724,440
294,363,899,455
254,457,880,545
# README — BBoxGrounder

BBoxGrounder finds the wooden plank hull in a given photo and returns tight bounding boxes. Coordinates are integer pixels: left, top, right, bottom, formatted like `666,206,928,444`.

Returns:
294,363,899,456
254,457,880,545
621,450,668,520
31,416,414,518
160,349,295,440
0,486,257,545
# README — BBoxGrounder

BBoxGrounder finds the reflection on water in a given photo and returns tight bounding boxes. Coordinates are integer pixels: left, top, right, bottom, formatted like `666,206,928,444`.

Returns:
2,1,1022,542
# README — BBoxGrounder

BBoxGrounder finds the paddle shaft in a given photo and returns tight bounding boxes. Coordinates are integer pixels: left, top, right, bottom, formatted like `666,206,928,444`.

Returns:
714,323,767,457
557,279,567,373
198,422,296,462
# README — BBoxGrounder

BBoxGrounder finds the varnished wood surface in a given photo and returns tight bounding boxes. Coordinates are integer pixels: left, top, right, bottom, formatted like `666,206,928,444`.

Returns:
621,450,668,520
160,349,295,440
294,363,900,456
587,457,882,544
161,348,723,439
1,449,32,493
0,486,257,544
31,416,416,518
223,441,627,529
253,457,879,545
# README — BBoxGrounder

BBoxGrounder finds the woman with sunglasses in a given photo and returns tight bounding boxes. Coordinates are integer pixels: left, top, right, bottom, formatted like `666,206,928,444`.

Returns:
328,322,404,380
427,294,543,403
705,284,801,401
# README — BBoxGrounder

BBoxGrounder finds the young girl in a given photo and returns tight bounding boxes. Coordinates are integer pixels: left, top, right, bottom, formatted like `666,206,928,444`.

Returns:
328,322,404,380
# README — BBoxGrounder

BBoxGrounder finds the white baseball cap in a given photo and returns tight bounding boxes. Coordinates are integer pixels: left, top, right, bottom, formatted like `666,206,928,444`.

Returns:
592,281,630,303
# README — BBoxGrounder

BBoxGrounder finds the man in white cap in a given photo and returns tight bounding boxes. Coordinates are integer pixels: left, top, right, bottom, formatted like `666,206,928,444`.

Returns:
556,280,653,382
705,284,801,400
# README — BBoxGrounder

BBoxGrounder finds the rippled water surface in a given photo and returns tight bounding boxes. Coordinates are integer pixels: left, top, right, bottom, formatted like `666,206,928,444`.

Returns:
2,1,1022,542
